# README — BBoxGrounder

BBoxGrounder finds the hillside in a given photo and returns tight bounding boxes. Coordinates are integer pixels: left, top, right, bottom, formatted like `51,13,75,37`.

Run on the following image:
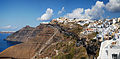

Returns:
0,23,100,59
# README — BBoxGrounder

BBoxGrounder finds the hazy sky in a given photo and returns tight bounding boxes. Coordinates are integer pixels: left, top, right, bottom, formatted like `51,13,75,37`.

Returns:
0,0,120,31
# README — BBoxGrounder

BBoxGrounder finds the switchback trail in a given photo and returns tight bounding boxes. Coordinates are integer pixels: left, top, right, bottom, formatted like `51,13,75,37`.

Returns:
31,26,58,59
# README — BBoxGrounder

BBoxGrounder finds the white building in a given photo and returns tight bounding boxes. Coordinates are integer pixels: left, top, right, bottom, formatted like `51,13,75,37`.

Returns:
75,19,93,26
118,18,120,22
113,18,117,24
98,33,120,59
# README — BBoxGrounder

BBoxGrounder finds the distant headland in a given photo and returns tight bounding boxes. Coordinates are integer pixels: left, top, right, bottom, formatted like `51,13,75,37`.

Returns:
0,31,15,33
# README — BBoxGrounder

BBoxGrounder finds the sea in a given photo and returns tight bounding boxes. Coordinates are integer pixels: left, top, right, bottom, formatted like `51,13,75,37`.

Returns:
0,33,21,52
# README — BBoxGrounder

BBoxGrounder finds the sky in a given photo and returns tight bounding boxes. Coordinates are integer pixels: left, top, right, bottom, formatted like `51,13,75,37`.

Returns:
0,0,120,31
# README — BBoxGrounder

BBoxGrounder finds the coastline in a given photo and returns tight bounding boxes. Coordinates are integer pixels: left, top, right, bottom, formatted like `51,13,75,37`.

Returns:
0,33,21,53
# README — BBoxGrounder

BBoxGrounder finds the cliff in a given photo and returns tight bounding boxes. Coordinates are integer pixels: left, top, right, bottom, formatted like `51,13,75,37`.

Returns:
6,24,56,43
0,23,100,59
1,24,82,59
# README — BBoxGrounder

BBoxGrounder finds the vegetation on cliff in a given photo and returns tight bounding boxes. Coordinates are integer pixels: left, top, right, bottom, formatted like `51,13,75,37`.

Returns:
0,23,100,59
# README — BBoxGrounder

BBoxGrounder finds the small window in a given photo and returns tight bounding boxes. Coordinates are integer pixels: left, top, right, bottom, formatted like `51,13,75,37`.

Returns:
98,37,101,39
106,50,108,55
112,54,117,59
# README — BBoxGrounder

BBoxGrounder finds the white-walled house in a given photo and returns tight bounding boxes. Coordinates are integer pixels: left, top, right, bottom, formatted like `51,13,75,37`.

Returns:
98,33,120,59
56,17,69,23
113,18,118,24
88,23,97,28
98,40,120,59
118,18,120,22
75,19,94,26
96,34,104,41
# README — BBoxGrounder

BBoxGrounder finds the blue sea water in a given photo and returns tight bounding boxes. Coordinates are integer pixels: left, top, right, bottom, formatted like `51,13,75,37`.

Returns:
0,33,21,52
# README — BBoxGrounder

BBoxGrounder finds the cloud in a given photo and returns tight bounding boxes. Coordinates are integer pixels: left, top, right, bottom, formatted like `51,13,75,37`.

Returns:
85,1,105,19
106,0,120,12
64,1,105,20
58,7,65,14
0,25,17,29
64,8,84,19
37,8,53,20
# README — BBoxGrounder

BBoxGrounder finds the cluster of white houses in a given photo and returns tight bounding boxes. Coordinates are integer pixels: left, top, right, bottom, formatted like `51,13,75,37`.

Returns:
94,18,120,59
48,17,120,59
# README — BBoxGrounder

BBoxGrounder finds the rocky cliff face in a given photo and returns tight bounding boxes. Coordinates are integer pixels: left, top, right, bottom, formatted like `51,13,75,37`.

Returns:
0,23,99,59
6,24,56,43
0,24,72,59
6,25,35,42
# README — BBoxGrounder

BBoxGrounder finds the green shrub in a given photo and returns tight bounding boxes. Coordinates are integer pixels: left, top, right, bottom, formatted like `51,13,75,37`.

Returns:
81,57,86,59
65,53,73,59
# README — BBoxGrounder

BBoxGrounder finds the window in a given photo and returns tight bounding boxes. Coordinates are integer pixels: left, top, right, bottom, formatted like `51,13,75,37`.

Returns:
106,50,108,55
98,37,101,39
112,54,117,59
